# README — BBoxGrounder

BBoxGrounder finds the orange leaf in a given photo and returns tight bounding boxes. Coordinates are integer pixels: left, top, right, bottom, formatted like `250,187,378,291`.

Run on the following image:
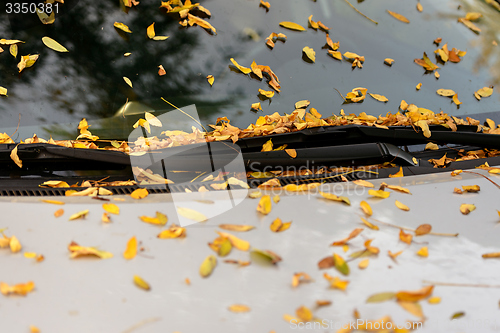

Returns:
416,246,428,257
396,285,434,302
219,224,255,232
228,304,251,312
54,208,64,218
0,281,35,296
415,224,432,236
292,272,312,288
387,10,410,23
389,166,404,178
399,229,413,244
270,218,292,232
131,188,148,199
331,228,363,246
123,236,137,260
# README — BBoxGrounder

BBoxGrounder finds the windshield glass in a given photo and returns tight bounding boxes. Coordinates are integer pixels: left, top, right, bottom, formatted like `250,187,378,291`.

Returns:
0,0,499,142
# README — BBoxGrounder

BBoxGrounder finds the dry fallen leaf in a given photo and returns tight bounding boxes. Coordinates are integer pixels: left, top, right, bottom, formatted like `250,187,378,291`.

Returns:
103,203,119,215
219,224,255,232
323,273,349,290
395,200,410,211
319,191,351,205
10,145,22,168
416,246,428,257
417,2,423,12
458,18,481,34
230,58,252,74
389,166,404,178
368,189,390,199
387,10,410,23
331,228,363,246
228,304,251,313
257,195,272,215
396,285,434,302
428,296,441,304
123,77,133,88
361,217,379,230
279,21,306,31
157,224,186,239
437,89,456,97
399,229,413,245
216,231,250,251
0,281,35,296
460,203,476,215
68,241,113,259
368,93,389,102
388,250,403,262
415,224,432,236
114,22,132,33
302,46,316,62
54,208,64,217
158,65,166,76
384,58,394,66
123,236,137,260
207,75,214,86
416,82,422,90
130,188,149,199
360,201,372,216
133,275,151,290
42,36,68,52
259,0,270,11
358,258,369,269
270,218,292,232
200,254,217,277
366,292,396,303
292,272,313,288
474,86,493,100
68,209,89,221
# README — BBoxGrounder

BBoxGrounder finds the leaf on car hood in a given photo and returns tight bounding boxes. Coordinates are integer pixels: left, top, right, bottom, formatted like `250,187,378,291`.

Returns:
10,145,22,168
133,275,151,290
387,10,410,23
114,22,132,33
123,236,137,260
331,228,363,246
270,218,292,232
157,224,186,239
0,281,35,296
130,188,149,199
178,207,207,222
42,36,68,52
396,285,434,302
302,46,316,62
68,241,113,259
200,254,217,277
68,209,89,221
279,21,306,31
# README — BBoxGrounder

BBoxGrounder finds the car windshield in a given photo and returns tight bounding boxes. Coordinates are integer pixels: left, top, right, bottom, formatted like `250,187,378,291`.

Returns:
1,0,499,143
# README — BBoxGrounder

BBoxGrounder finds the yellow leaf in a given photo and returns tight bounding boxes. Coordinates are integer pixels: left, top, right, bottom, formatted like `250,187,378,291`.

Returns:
177,207,207,222
308,14,319,29
398,300,424,318
273,195,280,203
389,166,404,177
227,177,249,189
24,252,37,259
251,102,262,111
68,209,89,221
416,82,422,90
399,229,413,244
9,235,22,253
458,18,481,33
465,12,482,21
124,52,132,57
331,228,363,246
296,306,313,321
482,252,500,258
425,142,439,150
123,76,133,88
257,195,272,215
292,272,312,288
228,304,251,313
395,200,410,211
0,281,35,296
217,231,250,251
102,203,119,215
358,258,369,269
145,112,162,127
42,36,68,52
68,241,113,259
435,71,440,78
258,88,274,98
328,50,342,60
462,185,480,193
123,236,137,260
361,217,379,230
319,191,351,205
200,254,217,277
460,203,476,215
437,88,456,97
10,145,22,168
396,285,434,302
10,44,17,58
383,184,411,194
302,46,316,62
0,86,7,96
388,250,403,261
133,275,151,290
248,191,262,199
279,21,306,31
131,188,149,199
295,100,310,109
352,180,374,188
207,75,214,86
387,10,410,23
187,14,217,34
368,93,389,102
283,183,321,192
42,199,65,205
270,218,292,232
147,22,156,39
54,208,64,218
416,246,428,257
416,2,423,12
157,224,186,239
114,22,132,33
428,296,441,304
323,273,349,290
384,58,394,66
476,86,493,98
259,0,270,10
368,189,390,199
102,212,111,223
153,36,169,40
219,224,255,232
452,93,462,105
360,201,372,216
230,58,251,74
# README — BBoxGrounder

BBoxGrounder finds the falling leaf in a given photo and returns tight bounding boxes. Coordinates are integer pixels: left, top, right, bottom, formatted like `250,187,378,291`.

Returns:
434,71,440,79
42,36,68,52
102,212,111,223
102,203,119,215
24,252,37,259
157,224,186,239
10,44,17,58
319,191,351,205
323,273,349,290
68,209,89,221
292,272,312,288
207,75,214,86
133,275,151,290
123,77,134,89
230,58,251,74
228,304,251,313
416,83,422,90
0,281,35,296
257,195,272,215
416,246,428,257
437,89,456,97
396,285,434,302
387,10,410,23
360,201,372,216
158,65,166,76
389,166,404,177
399,229,413,245
144,112,162,127
395,200,410,211
428,296,441,304
368,93,389,102
200,255,217,277
358,258,370,269
219,224,255,232
273,195,280,204
131,188,148,199
114,22,132,33
123,236,137,260
366,292,396,303
369,189,390,199
283,149,297,159
10,145,22,168
302,46,316,62
54,209,64,217
68,241,113,259
384,58,394,66
458,18,481,33
331,228,363,246
460,203,476,215
279,21,306,31
270,218,292,232
295,306,313,322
